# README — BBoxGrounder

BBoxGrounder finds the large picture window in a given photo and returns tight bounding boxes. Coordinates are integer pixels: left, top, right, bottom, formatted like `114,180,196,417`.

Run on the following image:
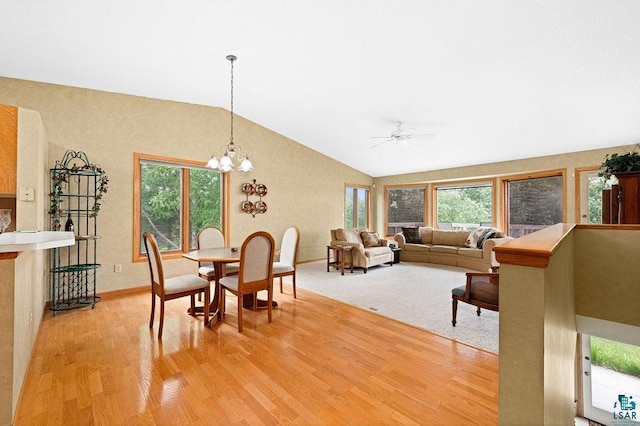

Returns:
503,171,565,237
386,187,425,236
134,153,226,260
345,185,370,229
434,181,494,231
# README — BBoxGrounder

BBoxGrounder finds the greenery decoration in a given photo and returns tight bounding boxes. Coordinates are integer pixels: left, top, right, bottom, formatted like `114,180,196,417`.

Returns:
49,159,109,231
599,145,640,181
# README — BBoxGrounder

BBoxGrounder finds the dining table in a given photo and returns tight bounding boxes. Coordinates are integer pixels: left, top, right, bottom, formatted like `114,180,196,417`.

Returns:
183,247,240,325
183,246,281,326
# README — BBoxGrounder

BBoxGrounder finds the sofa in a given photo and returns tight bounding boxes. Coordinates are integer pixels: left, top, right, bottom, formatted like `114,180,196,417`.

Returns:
393,226,513,272
330,228,394,273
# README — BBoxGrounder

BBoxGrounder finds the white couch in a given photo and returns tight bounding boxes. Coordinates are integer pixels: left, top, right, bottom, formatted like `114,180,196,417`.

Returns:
330,228,394,273
393,226,513,272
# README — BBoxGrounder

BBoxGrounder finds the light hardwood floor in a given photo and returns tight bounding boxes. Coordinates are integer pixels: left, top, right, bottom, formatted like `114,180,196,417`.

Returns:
14,285,498,425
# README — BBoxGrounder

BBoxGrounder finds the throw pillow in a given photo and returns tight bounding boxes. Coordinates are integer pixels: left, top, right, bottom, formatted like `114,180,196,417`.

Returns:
402,226,421,244
360,231,380,248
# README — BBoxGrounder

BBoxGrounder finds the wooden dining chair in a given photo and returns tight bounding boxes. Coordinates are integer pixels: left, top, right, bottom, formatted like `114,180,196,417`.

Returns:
219,231,275,332
273,226,300,298
196,226,225,283
143,232,210,339
451,266,499,326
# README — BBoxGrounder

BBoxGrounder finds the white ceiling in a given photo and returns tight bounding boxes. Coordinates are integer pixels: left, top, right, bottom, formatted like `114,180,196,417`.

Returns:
2,0,640,177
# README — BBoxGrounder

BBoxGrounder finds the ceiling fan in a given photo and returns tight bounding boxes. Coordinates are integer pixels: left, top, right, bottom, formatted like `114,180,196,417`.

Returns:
370,121,437,148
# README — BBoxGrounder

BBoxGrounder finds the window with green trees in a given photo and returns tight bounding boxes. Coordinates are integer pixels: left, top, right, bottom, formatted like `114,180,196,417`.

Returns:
435,183,493,230
137,155,223,256
345,186,369,229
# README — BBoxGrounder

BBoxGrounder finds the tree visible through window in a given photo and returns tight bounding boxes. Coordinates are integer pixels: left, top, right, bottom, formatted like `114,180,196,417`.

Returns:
345,186,369,229
136,154,223,257
435,183,493,230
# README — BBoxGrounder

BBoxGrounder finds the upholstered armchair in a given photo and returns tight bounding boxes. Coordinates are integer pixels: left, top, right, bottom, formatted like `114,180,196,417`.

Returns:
330,228,393,273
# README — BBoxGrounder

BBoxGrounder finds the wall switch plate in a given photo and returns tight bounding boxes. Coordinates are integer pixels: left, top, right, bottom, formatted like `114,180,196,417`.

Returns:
19,186,35,201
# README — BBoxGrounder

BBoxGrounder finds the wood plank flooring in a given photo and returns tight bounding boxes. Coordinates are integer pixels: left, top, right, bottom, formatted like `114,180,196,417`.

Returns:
14,285,498,425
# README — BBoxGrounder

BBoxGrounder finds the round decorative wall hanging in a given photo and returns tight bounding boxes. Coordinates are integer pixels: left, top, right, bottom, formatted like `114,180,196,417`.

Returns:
241,179,267,217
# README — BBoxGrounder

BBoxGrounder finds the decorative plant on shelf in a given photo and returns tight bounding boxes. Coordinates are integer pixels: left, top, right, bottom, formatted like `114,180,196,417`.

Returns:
49,151,109,231
599,145,640,181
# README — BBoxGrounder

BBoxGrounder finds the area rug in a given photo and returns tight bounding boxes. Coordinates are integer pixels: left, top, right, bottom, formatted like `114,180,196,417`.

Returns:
295,260,499,353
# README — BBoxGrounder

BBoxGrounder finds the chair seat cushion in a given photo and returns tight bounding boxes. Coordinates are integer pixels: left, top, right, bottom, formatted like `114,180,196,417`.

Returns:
219,276,240,291
364,246,392,257
165,274,209,295
224,262,240,274
452,285,466,298
198,266,216,277
273,262,294,274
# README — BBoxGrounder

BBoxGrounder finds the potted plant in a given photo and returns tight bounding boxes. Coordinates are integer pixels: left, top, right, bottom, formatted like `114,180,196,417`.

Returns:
599,145,640,181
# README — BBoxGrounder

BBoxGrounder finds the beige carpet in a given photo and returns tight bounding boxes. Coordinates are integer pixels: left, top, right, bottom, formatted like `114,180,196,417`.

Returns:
295,260,499,353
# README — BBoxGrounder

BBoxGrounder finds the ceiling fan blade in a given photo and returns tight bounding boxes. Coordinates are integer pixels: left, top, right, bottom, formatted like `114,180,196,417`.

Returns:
406,133,438,139
370,136,391,139
370,138,393,148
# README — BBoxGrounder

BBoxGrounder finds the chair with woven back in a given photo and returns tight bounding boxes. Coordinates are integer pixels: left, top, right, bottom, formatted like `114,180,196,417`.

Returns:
219,231,275,332
143,232,210,339
451,266,499,326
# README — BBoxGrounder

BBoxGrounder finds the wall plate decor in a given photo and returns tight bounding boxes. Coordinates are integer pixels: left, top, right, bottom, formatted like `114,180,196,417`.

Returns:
242,179,267,217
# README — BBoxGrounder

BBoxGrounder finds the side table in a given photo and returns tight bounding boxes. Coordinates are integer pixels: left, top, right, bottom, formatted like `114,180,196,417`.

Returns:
327,245,354,275
391,247,401,264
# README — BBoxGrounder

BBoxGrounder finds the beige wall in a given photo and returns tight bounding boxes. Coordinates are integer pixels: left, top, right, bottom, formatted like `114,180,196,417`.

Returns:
0,77,372,293
0,106,48,425
497,225,640,424
574,228,640,328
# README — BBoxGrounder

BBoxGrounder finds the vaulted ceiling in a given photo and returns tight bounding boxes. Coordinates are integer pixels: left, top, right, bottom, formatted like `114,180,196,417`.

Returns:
2,1,639,177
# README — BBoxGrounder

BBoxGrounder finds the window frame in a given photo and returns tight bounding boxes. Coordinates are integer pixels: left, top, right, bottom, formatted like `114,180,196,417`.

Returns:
431,178,497,230
344,183,371,229
500,169,567,237
133,152,229,262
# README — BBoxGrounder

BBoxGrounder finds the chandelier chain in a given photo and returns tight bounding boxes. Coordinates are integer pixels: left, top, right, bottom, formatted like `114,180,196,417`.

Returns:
229,56,234,144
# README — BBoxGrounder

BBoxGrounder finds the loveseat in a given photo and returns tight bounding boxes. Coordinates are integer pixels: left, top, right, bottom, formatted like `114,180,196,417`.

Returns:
330,228,394,273
393,226,513,272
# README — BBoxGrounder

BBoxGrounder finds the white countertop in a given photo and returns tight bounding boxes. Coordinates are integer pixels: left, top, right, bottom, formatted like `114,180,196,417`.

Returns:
0,231,75,253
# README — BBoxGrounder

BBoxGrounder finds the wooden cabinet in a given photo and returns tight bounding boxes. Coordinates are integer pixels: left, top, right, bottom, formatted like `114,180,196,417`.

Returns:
602,172,640,224
0,104,17,195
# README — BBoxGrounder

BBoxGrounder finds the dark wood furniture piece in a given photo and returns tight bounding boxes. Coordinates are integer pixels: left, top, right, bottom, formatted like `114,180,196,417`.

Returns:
451,267,499,326
391,247,401,264
326,245,353,275
602,172,640,224
143,232,210,339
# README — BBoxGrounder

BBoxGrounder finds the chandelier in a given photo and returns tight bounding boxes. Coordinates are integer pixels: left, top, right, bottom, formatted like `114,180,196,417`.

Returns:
206,55,254,173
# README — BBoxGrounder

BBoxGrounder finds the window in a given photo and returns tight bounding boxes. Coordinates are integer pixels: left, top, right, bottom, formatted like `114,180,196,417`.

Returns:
345,185,370,229
580,333,640,424
386,187,425,236
503,171,565,237
134,153,226,260
434,181,494,231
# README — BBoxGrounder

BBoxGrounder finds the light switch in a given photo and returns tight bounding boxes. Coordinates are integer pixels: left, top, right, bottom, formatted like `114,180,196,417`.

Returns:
19,186,35,201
